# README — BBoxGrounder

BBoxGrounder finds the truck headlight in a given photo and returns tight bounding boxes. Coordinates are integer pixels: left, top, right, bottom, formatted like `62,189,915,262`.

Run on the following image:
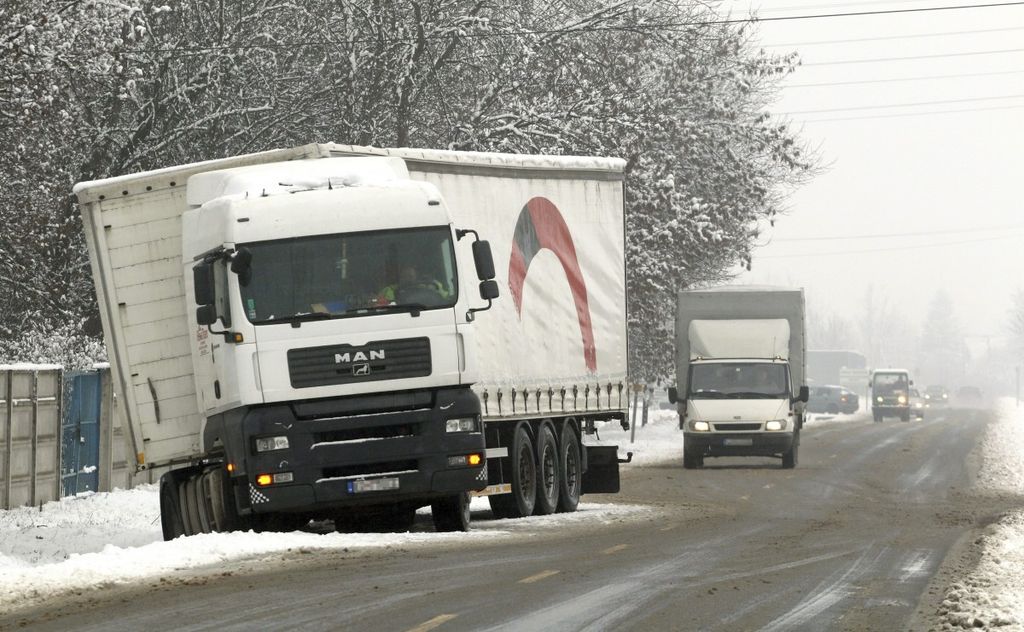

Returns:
876,396,883,403
255,435,290,452
446,417,480,433
897,395,907,405
690,420,711,432
765,419,787,431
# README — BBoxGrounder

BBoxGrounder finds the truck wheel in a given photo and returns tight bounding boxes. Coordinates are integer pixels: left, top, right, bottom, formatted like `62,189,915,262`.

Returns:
159,475,186,541
178,477,196,536
183,476,207,534
534,424,561,515
193,472,213,534
432,492,471,532
508,423,537,517
683,446,703,469
556,423,581,513
207,468,250,533
782,442,798,469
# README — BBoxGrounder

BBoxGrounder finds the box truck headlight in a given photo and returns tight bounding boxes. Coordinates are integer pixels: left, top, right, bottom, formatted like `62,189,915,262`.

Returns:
765,419,787,431
876,396,883,403
690,420,711,432
255,436,290,453
897,395,907,405
445,417,480,433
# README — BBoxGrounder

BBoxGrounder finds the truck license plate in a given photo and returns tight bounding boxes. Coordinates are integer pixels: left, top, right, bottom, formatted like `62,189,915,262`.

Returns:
723,438,753,447
349,477,400,494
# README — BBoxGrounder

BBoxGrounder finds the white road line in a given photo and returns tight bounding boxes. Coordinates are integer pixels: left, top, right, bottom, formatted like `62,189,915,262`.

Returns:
406,614,458,632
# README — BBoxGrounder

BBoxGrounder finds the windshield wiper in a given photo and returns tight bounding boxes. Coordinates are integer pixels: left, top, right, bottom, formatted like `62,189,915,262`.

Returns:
344,303,428,318
727,391,784,399
689,389,726,399
254,312,335,326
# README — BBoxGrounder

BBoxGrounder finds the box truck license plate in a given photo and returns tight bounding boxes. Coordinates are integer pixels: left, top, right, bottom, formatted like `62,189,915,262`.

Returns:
349,477,400,494
723,438,753,447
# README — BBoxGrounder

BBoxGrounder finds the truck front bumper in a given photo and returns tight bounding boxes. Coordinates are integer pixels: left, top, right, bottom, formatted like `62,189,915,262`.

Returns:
234,386,486,516
686,432,795,457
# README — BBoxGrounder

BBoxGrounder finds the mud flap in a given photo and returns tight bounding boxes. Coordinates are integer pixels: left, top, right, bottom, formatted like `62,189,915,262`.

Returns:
582,445,621,494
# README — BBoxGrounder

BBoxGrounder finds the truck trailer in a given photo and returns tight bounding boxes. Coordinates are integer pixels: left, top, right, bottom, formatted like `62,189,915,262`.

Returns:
669,286,808,469
73,144,628,538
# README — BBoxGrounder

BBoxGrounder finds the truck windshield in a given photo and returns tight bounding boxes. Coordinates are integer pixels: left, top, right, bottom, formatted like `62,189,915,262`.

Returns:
873,373,909,394
689,362,790,399
238,226,458,324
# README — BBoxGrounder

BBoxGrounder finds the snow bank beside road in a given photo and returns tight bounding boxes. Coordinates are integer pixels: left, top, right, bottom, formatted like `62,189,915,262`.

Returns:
937,399,1024,629
0,485,647,615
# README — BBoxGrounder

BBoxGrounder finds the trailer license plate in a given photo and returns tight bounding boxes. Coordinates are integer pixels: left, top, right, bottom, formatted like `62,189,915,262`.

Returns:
349,477,400,494
724,438,753,447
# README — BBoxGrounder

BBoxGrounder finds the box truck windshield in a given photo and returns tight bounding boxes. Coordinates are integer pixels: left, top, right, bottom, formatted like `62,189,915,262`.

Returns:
239,226,458,323
689,362,790,400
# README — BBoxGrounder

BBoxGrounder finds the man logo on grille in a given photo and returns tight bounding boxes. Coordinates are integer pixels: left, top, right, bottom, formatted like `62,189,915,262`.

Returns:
352,363,371,376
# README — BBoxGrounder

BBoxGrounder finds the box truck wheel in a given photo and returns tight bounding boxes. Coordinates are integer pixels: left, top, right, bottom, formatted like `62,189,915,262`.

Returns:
556,423,582,513
534,423,561,515
683,445,703,469
782,442,798,469
159,475,186,541
432,492,471,532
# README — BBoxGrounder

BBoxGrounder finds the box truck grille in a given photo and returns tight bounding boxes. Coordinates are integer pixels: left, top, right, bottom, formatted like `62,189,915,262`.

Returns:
322,460,418,480
712,422,762,431
288,338,431,388
315,423,420,445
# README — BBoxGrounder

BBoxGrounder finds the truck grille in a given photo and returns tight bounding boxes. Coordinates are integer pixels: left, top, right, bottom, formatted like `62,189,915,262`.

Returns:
315,423,420,445
288,337,431,388
322,460,419,480
713,422,762,431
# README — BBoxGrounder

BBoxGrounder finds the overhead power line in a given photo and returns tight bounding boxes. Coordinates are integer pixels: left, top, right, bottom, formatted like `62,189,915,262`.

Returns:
757,234,1021,258
780,93,1024,115
773,224,1024,242
785,69,1024,89
795,102,1024,122
801,47,1024,66
763,25,1024,47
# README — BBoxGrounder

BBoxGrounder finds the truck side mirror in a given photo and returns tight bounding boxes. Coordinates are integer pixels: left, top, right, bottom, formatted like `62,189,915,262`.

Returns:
196,304,218,326
479,279,499,300
796,385,810,403
667,387,678,404
230,247,252,287
472,241,496,281
193,263,215,306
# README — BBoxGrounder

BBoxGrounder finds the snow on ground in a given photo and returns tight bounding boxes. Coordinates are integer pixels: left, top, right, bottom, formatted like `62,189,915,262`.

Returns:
936,398,1024,629
0,485,648,615
594,407,683,466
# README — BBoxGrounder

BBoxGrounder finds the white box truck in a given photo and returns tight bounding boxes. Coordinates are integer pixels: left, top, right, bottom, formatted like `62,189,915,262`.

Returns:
669,286,808,469
74,144,628,538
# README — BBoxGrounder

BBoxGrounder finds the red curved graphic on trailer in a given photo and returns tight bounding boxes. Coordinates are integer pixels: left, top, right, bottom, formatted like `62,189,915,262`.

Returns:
508,197,597,372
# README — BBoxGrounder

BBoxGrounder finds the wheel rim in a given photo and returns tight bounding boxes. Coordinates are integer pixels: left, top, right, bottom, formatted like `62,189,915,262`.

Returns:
542,442,557,501
518,442,534,500
563,441,580,499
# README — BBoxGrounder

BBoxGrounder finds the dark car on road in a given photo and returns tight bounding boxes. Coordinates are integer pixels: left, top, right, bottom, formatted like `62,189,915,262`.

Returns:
807,385,859,415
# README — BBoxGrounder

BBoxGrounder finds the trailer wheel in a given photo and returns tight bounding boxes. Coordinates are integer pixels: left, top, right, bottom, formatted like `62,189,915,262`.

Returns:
432,492,471,532
556,423,581,513
508,423,537,518
534,423,561,515
159,475,186,541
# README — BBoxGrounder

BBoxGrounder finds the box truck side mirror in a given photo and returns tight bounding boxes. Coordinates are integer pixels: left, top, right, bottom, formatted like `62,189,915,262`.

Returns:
795,385,809,403
472,240,496,281
479,279,499,301
193,263,215,306
196,304,218,326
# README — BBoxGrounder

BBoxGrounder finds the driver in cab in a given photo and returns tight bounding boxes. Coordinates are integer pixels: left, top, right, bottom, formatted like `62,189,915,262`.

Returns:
377,264,449,305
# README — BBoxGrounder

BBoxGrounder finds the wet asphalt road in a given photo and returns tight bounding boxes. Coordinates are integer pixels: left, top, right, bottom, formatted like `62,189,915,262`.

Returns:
4,407,1018,632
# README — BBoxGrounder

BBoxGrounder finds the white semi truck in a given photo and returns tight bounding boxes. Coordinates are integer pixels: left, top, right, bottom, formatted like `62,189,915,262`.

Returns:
669,286,808,469
74,144,628,538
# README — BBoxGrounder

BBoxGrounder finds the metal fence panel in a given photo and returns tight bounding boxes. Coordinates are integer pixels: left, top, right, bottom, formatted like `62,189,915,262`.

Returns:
0,368,62,510
62,372,102,496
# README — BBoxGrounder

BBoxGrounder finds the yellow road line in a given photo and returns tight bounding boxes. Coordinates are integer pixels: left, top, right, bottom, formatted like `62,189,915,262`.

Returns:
406,614,458,632
518,569,561,584
601,544,630,555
